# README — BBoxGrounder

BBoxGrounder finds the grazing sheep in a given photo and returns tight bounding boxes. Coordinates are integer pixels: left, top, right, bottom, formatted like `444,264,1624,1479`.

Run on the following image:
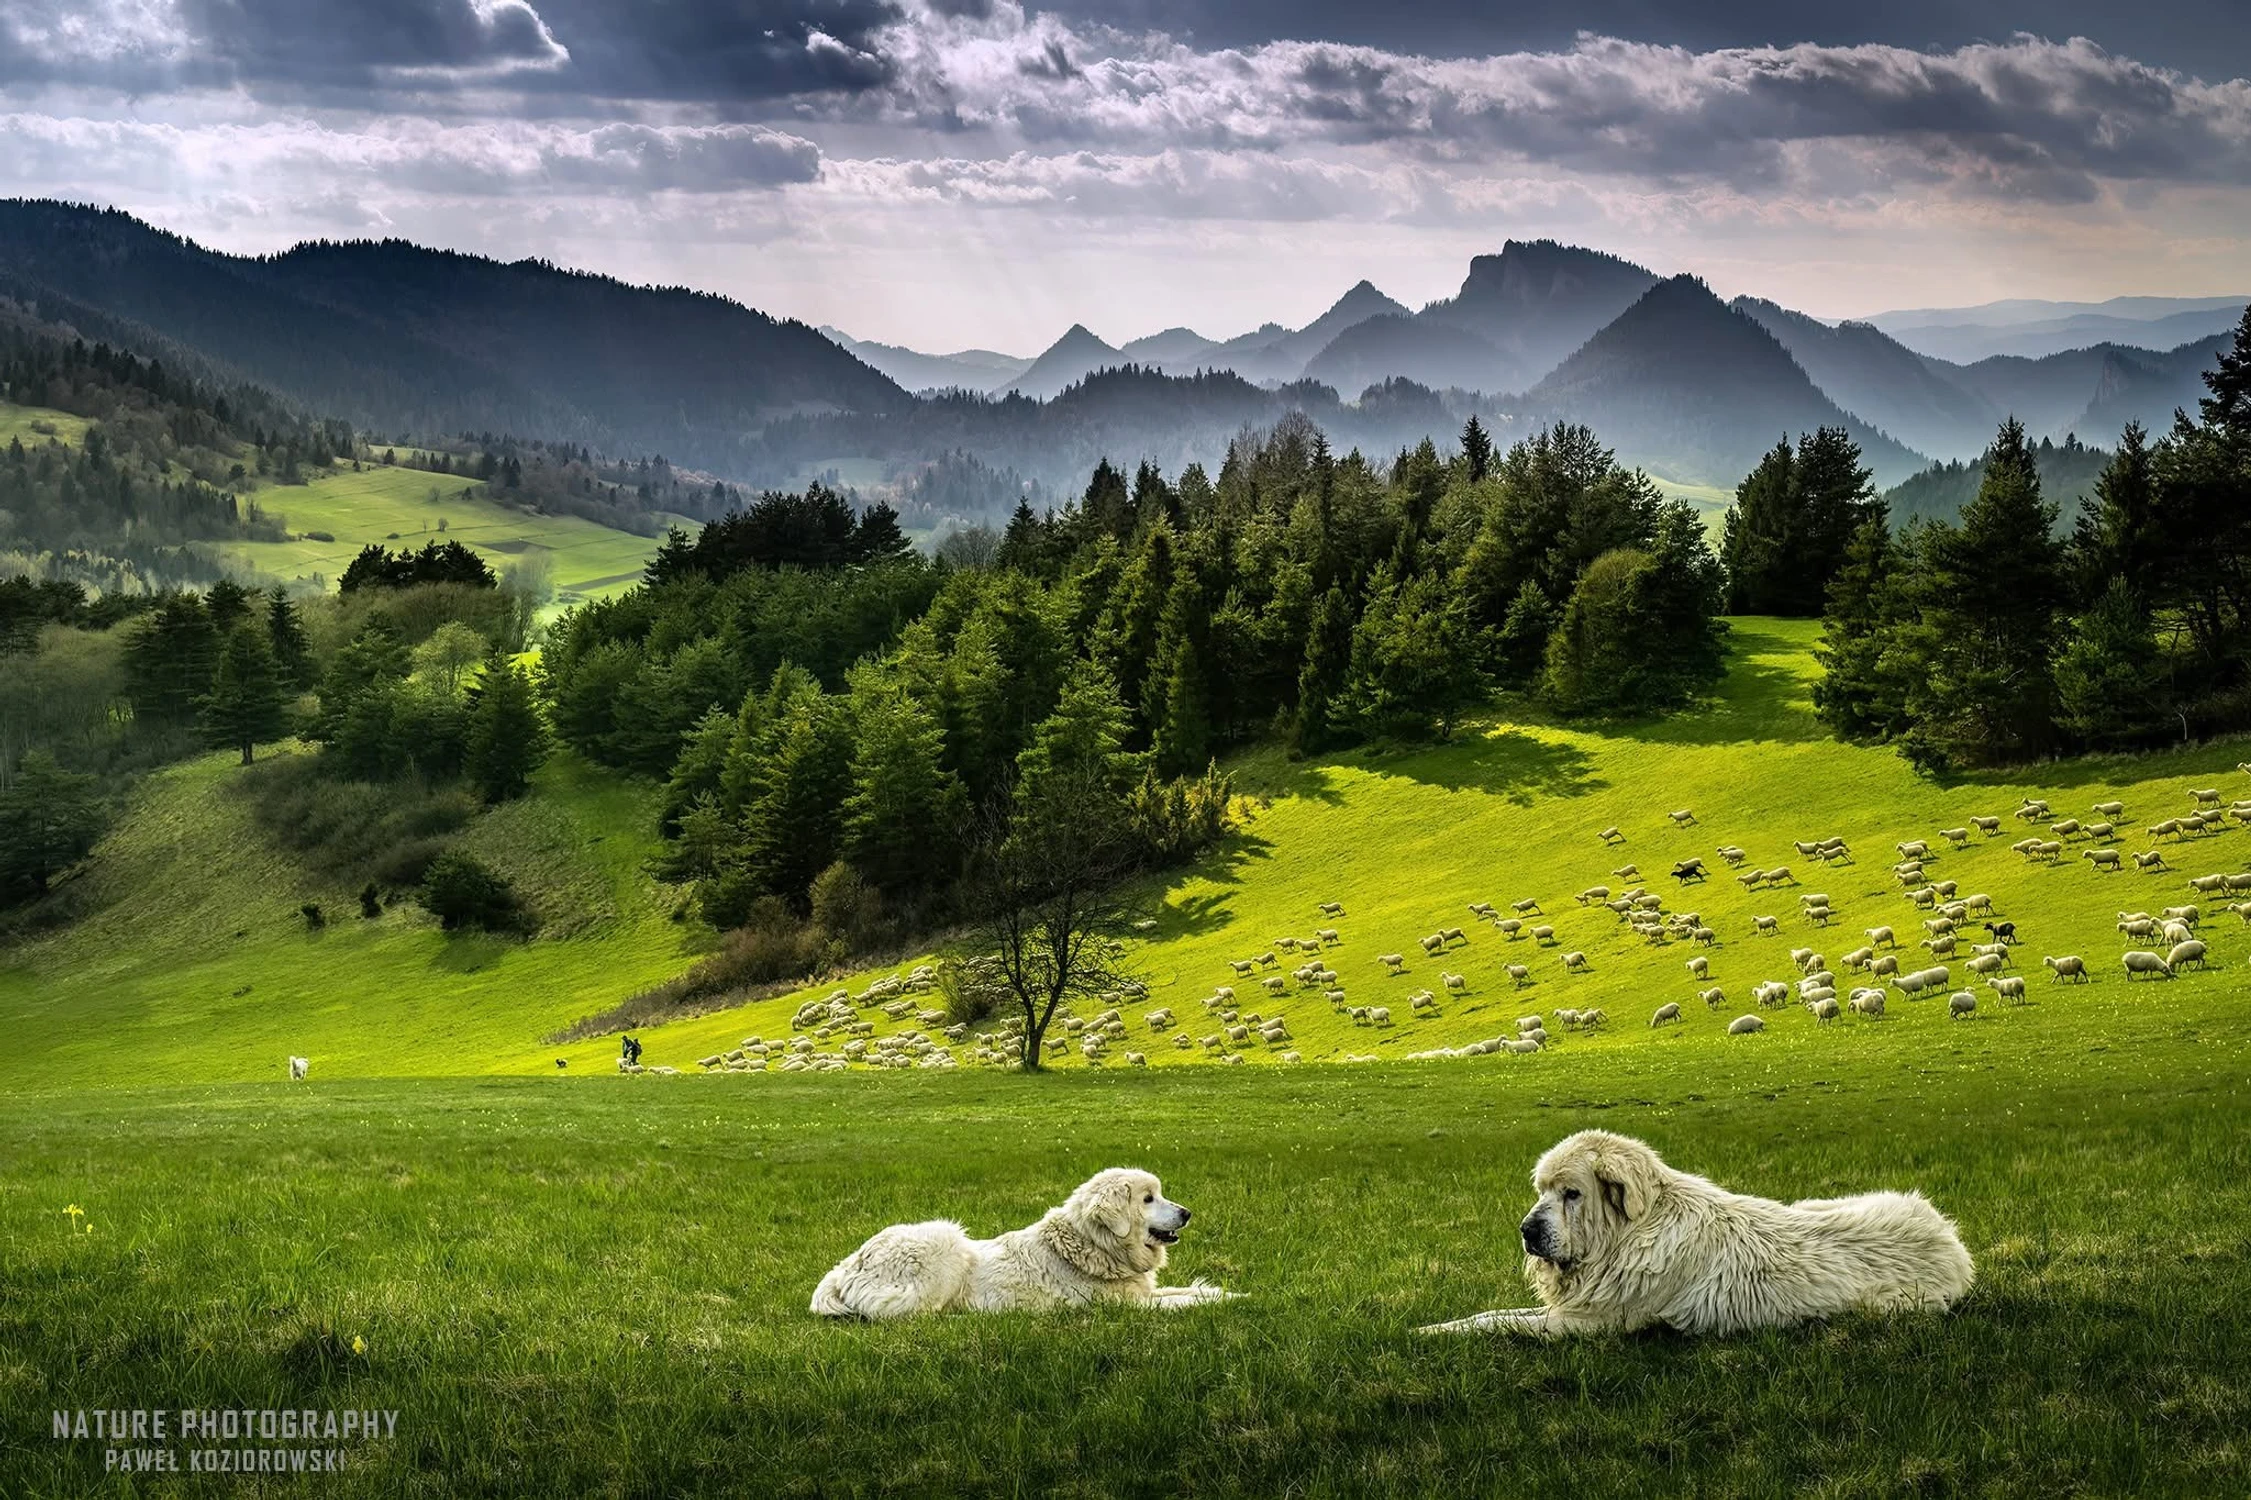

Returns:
2043,955,2087,982
1970,942,2009,961
2161,905,2200,925
1940,827,1970,846
1442,971,1468,992
2049,819,2082,839
1971,816,2002,835
1924,915,1957,935
1369,1007,1392,1026
1420,933,1446,955
1849,991,1885,1018
1262,976,1288,995
1319,901,1345,916
1212,985,1236,1003
1728,1015,1766,1035
1789,946,1815,968
1698,986,1725,1008
1506,963,1532,987
1811,997,1842,1023
1949,993,1977,1019
1922,935,1957,957
1841,946,1875,971
2083,848,2123,871
1651,1002,1683,1027
1670,809,1698,826
1693,926,1718,946
1753,914,1779,934
1866,925,1897,947
1411,993,1438,1013
1318,927,1342,945
1754,981,1791,1006
1379,954,1407,975
1766,866,1794,886
1511,899,1542,915
1686,956,1711,980
1441,926,1467,945
1798,952,1828,976
1517,1015,1544,1033
1532,925,1557,944
2086,822,2116,840
1671,859,1707,884
1897,839,1931,860
1598,826,1625,844
2122,951,2174,980
1891,967,1945,997
1801,892,1832,909
2017,798,2050,820
1962,893,1994,915
1990,975,2028,1002
288,1056,309,1081
1496,919,1524,939
1575,886,1610,906
1256,951,1279,967
1907,886,1939,909
2118,916,2159,940
1327,989,1350,1006
2163,920,2193,946
1984,921,2018,945
1562,951,1590,973
1736,869,1767,890
1801,986,1837,1007
1966,953,2005,977
2227,873,2251,894
2093,800,2126,818
1613,865,1641,881
1229,960,1255,977
1717,845,1747,865
2191,788,2222,806
2167,940,2208,970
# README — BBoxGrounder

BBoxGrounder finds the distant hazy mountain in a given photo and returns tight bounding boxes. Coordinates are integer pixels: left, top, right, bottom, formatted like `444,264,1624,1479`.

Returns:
1302,315,1505,398
1522,275,1928,487
998,324,1122,400
1868,295,2248,363
1884,434,2113,529
819,328,1031,393
1731,296,1999,460
1943,335,2230,446
0,200,909,476
1418,240,1660,394
1117,326,1222,369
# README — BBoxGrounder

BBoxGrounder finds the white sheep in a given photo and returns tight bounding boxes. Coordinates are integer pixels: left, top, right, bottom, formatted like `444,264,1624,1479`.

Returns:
1697,986,1725,1008
1752,914,1778,934
1562,951,1589,972
1970,816,2002,834
1317,927,1342,945
1685,955,1710,980
2167,939,2208,970
1753,981,1790,1006
1966,953,2005,977
1650,1002,1682,1027
1810,996,1841,1023
288,1056,309,1080
1319,900,1345,916
1531,925,1556,944
1849,991,1885,1018
1865,925,1896,947
1506,963,1531,987
2122,951,2173,979
1728,1014,1766,1035
1940,827,1970,846
2191,788,2222,806
1511,898,1541,915
2083,848,2122,871
1441,971,1468,992
1378,951,1408,973
1369,1006,1392,1026
2162,920,2193,946
1496,919,1524,939
1948,992,1977,1019
1598,826,1625,844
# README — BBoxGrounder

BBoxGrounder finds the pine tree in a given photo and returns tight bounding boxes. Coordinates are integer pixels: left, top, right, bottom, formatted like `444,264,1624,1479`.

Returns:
125,593,218,726
1719,438,1794,613
265,588,314,691
197,624,289,764
203,578,253,634
0,751,105,900
2198,303,2251,438
464,651,551,802
1092,521,1175,726
737,692,855,906
1293,585,1354,751
1811,515,1911,740
2068,422,2160,607
2054,579,2166,750
1908,419,2068,766
852,501,915,565
842,688,966,892
1145,572,1211,777
1460,415,1493,484
1015,658,1140,811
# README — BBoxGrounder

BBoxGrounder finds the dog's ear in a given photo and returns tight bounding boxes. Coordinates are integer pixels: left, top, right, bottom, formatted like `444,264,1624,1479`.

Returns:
1077,1172,1140,1242
1591,1138,1657,1221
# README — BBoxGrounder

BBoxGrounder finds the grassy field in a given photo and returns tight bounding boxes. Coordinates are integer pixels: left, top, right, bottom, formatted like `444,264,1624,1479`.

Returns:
211,463,667,606
2,1011,2245,1495
0,400,92,449
4,616,2251,1493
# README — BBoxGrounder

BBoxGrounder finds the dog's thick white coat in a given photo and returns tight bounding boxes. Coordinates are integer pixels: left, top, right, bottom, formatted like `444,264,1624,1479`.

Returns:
811,1168,1238,1318
1420,1130,1973,1336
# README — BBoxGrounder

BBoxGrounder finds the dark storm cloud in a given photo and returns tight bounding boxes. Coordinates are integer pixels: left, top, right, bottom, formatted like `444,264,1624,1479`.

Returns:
518,0,903,102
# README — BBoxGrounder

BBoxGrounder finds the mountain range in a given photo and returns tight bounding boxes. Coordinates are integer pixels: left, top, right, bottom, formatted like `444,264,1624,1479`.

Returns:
1864,296,2248,363
1,200,2239,512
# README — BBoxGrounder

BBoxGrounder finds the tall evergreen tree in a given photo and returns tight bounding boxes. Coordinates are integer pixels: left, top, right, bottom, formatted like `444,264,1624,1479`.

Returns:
0,751,105,902
1460,414,1493,484
1906,419,2067,766
464,652,551,802
198,624,289,764
2068,422,2160,607
843,686,966,893
125,593,218,726
1719,438,1794,613
1145,571,1211,777
736,691,855,906
1015,658,1140,811
2054,580,2166,750
1811,515,1912,740
265,587,314,691
1293,585,1354,751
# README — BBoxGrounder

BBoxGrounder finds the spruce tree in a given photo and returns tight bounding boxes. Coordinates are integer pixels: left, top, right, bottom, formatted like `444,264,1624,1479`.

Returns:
2054,580,2165,750
125,593,218,726
1015,658,1140,811
1293,585,1354,751
1460,415,1493,484
1811,515,1910,740
843,688,966,893
0,751,105,900
464,652,551,802
198,624,288,764
265,587,314,691
2068,422,2160,607
1145,572,1211,777
1719,438,1793,613
736,692,855,906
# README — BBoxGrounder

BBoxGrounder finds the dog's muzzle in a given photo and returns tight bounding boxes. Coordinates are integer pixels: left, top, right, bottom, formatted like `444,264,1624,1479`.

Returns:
1149,1205,1189,1245
1520,1211,1552,1260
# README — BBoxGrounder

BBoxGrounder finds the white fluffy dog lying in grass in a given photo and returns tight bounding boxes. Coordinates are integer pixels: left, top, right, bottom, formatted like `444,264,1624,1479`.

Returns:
812,1167,1242,1319
1420,1129,1973,1337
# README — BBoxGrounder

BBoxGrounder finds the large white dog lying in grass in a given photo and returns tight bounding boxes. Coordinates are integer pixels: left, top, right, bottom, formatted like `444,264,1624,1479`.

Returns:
812,1168,1241,1319
1420,1129,1973,1337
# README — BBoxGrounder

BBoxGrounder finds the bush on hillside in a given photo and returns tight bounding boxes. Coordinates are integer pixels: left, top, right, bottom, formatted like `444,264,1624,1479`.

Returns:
417,848,528,933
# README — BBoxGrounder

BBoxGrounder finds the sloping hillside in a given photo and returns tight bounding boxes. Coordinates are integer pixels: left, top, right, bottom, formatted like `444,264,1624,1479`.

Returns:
0,201,909,475
1731,296,1999,460
16,618,2251,1087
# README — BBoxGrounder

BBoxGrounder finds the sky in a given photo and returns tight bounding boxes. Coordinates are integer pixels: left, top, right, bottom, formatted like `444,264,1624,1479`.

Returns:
1,0,2247,354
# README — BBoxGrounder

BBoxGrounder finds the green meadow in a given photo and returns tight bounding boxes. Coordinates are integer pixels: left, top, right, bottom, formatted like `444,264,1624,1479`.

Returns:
213,462,667,605
3,617,2250,1494
0,401,92,450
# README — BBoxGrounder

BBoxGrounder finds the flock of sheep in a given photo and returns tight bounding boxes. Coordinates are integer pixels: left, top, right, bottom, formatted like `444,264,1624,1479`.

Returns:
300,765,2244,1083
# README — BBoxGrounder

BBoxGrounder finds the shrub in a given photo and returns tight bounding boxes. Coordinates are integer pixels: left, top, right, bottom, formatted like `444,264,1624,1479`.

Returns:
417,849,527,933
937,954,1008,1026
358,882,382,919
300,901,325,929
808,860,881,944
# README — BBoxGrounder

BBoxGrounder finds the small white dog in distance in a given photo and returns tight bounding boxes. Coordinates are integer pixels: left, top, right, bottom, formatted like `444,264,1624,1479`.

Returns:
811,1167,1242,1319
1420,1129,1973,1337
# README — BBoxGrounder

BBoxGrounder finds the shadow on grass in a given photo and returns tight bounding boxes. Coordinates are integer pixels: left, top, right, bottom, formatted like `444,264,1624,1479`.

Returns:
1609,625,1827,747
431,933,515,973
1381,727,1607,803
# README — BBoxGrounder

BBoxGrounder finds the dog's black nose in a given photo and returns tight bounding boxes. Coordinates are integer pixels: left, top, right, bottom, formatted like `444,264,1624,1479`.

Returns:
1520,1215,1546,1251
1177,1207,1192,1224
